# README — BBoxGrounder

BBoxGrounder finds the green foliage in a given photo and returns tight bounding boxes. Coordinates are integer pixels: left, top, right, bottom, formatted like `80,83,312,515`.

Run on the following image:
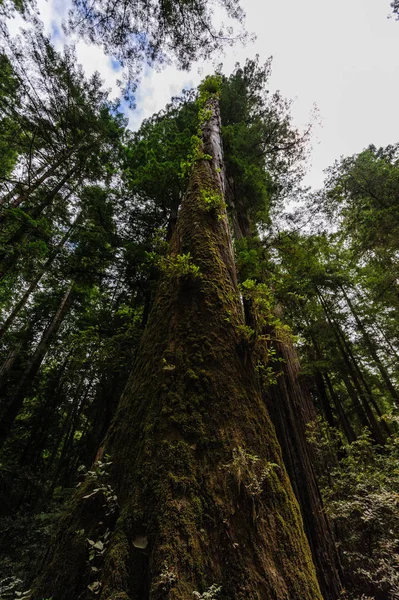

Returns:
219,57,311,228
0,496,66,594
78,458,118,517
324,144,399,257
255,361,280,386
159,252,201,279
240,279,282,331
309,422,399,599
0,54,20,178
198,75,222,97
200,189,226,214
67,0,245,102
158,562,178,590
236,323,256,343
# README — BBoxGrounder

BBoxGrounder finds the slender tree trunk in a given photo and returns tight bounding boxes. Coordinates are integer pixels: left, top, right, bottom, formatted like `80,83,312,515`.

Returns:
0,149,74,221
0,340,24,388
0,223,75,338
316,289,386,445
308,332,355,440
341,285,399,402
78,367,130,469
313,368,337,428
0,170,78,280
0,282,73,449
372,324,399,362
32,94,322,600
327,302,385,422
0,323,34,395
52,375,96,490
323,373,356,443
18,354,71,467
341,372,371,430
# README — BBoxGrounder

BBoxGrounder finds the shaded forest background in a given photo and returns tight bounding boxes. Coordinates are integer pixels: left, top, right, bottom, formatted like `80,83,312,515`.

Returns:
1,0,399,599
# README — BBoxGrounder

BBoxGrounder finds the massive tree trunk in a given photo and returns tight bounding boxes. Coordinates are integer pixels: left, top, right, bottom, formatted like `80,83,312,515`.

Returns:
32,94,321,600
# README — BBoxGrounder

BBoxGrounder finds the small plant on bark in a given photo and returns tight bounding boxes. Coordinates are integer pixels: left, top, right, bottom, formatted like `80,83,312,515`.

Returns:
159,562,178,589
159,253,201,279
200,188,226,215
193,583,222,599
224,446,279,496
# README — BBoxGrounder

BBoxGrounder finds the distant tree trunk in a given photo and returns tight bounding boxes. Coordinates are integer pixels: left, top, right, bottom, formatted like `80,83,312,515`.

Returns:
77,366,130,469
0,323,34,395
18,356,70,468
316,289,386,445
0,222,75,338
51,374,96,490
341,372,373,430
340,285,399,402
0,282,73,449
308,332,356,442
0,340,25,388
324,372,356,444
0,170,78,280
0,149,75,220
32,94,322,600
313,369,337,428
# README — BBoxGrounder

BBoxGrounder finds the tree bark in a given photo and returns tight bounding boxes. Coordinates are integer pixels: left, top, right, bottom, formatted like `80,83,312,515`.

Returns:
32,95,321,600
229,172,342,599
265,340,343,599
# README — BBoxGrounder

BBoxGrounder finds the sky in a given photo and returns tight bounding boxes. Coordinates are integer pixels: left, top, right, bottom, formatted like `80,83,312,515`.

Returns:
8,0,399,189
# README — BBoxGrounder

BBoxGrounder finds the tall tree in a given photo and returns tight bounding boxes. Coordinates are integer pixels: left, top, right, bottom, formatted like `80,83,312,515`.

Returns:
32,79,322,600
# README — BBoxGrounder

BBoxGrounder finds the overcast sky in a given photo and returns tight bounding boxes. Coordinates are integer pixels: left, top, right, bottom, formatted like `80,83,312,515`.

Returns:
10,0,399,189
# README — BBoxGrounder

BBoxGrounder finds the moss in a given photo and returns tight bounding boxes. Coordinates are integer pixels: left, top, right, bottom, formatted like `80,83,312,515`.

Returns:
100,526,130,599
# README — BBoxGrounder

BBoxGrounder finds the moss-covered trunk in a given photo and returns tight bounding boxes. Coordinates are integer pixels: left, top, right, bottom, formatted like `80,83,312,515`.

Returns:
265,340,343,599
229,183,342,599
32,94,321,600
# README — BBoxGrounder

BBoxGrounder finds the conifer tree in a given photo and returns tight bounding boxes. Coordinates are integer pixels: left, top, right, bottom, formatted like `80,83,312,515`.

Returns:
32,79,322,600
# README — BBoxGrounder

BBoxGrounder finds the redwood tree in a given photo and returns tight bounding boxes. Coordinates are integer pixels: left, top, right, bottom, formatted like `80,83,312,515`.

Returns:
32,82,321,600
